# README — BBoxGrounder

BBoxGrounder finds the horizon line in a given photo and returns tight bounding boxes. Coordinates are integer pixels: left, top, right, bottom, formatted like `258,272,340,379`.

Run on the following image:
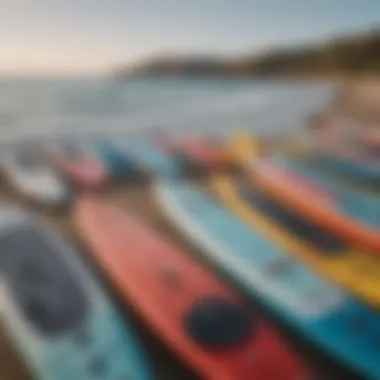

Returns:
1,25,378,77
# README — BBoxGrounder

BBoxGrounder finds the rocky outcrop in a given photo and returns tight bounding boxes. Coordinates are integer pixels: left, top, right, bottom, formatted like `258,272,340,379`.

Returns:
333,81,380,122
310,80,380,128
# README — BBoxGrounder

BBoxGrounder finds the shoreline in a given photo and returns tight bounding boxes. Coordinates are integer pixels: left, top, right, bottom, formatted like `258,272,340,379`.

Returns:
1,72,378,86
115,72,380,86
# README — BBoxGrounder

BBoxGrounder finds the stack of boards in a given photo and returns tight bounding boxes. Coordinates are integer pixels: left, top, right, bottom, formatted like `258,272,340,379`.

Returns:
2,131,380,379
0,200,308,380
0,136,227,210
156,179,380,379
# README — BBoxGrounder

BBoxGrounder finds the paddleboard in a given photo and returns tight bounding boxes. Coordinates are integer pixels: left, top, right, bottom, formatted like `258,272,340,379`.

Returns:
278,137,380,193
213,175,380,308
47,141,109,190
312,150,380,183
155,180,380,379
0,143,70,208
161,138,229,171
226,132,263,164
118,139,182,177
308,127,380,183
247,156,380,253
74,196,308,380
276,155,380,228
226,132,380,254
92,139,144,179
231,132,380,251
0,203,154,380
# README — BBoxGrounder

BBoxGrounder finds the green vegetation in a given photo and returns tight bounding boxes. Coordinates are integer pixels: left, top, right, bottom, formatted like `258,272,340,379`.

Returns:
116,28,380,78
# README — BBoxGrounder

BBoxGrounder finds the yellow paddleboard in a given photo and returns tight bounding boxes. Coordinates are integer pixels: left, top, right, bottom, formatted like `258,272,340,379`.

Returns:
212,175,380,308
225,131,262,164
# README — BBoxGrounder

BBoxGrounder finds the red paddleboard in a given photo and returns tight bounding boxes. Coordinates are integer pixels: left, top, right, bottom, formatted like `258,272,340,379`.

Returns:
49,145,109,190
74,196,309,380
161,138,229,170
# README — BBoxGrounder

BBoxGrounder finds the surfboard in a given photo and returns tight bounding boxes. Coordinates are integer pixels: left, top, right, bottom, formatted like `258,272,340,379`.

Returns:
154,179,380,379
212,175,380,308
92,139,144,179
0,143,70,208
119,139,182,177
0,203,154,380
74,196,308,380
47,141,109,190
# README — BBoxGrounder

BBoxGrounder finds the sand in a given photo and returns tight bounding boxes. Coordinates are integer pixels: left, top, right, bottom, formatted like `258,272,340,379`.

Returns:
0,173,362,380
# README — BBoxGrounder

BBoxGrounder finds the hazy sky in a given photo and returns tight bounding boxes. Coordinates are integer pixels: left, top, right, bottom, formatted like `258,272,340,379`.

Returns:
1,0,379,75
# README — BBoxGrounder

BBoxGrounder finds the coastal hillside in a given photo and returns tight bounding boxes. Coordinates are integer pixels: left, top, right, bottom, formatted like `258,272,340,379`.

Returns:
116,28,380,78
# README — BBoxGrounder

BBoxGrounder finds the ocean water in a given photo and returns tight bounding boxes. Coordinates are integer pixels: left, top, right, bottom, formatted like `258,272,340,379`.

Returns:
0,77,336,143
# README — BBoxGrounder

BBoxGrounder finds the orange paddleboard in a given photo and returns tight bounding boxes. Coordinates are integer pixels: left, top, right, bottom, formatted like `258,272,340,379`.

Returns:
247,158,380,253
74,196,309,380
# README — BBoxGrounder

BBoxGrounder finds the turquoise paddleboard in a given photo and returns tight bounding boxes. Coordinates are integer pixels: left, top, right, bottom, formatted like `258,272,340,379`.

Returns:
0,204,154,380
310,149,380,183
92,139,143,178
155,180,380,379
120,139,182,177
276,154,380,229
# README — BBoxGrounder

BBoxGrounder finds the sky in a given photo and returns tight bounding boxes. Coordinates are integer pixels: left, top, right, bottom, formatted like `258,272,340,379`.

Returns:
1,0,379,75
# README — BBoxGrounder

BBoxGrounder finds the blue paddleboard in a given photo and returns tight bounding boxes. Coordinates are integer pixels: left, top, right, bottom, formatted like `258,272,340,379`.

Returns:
92,139,143,178
121,139,182,177
155,180,380,379
311,150,380,183
0,204,154,380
